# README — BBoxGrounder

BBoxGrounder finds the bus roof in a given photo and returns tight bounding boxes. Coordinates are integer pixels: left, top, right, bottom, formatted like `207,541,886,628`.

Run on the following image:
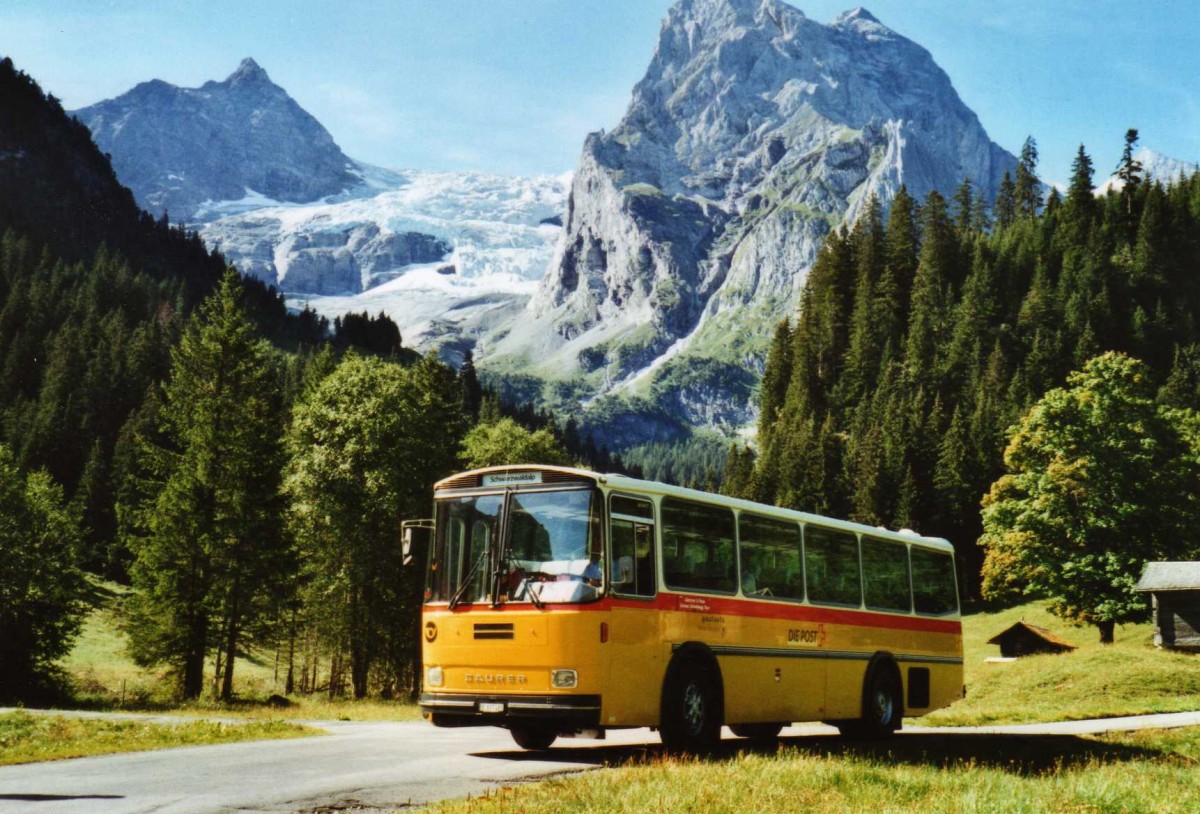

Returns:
435,464,954,554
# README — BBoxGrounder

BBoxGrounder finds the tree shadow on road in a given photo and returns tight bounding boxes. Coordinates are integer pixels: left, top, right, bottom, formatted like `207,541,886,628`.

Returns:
474,730,1168,775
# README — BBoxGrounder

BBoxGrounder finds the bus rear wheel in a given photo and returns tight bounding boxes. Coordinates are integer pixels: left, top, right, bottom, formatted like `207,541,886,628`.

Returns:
510,726,557,750
730,723,784,741
838,661,902,739
660,662,721,752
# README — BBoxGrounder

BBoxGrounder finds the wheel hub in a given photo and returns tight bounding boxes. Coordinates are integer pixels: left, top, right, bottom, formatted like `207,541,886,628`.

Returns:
874,687,893,724
683,683,705,734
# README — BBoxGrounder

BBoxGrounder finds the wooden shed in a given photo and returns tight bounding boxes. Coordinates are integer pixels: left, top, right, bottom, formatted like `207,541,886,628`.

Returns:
987,621,1076,658
1135,562,1200,651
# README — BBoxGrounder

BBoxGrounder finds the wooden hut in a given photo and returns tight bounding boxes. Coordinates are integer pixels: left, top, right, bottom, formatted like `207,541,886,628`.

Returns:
1135,562,1200,651
987,621,1076,658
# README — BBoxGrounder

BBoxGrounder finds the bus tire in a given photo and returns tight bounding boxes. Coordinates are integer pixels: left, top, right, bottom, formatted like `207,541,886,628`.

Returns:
659,658,722,752
730,723,784,741
840,657,902,739
510,726,557,750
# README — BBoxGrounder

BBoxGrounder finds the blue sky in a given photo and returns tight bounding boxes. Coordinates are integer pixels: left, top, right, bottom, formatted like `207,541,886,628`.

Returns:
4,0,1200,187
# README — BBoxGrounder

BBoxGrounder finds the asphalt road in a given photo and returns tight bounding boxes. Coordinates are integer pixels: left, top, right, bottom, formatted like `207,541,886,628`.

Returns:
2,711,1200,814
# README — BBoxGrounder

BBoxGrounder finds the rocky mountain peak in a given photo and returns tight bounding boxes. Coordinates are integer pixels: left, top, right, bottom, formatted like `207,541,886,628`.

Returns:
74,59,360,222
223,57,274,89
833,6,881,25
486,0,1017,444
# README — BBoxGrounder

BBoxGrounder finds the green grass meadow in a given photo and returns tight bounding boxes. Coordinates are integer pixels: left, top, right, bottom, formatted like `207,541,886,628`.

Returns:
59,578,421,723
426,728,1200,814
0,710,317,766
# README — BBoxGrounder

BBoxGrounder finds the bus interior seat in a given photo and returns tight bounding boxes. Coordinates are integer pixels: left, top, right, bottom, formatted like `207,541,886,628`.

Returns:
614,555,634,585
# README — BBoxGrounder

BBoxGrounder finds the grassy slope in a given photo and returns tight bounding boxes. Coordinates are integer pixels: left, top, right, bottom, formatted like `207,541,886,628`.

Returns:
0,711,317,766
922,600,1200,726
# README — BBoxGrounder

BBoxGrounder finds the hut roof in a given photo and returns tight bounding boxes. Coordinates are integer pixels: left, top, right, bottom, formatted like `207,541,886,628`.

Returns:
1135,562,1200,592
986,620,1077,650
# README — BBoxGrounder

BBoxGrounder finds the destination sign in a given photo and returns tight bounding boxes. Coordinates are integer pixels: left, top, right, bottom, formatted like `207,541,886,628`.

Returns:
482,472,543,487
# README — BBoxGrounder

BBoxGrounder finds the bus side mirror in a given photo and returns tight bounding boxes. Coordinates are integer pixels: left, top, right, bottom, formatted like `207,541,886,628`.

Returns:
402,521,432,567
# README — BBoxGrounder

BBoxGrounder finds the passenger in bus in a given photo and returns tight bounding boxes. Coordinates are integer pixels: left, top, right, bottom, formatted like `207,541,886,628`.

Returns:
581,553,602,586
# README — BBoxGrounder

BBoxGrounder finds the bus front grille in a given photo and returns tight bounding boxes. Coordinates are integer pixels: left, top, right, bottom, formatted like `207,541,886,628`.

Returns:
474,623,514,640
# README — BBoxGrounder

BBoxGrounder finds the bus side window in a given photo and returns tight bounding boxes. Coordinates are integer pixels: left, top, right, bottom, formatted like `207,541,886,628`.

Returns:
911,547,958,615
862,536,911,613
805,525,862,607
610,496,656,598
661,498,736,594
738,513,803,600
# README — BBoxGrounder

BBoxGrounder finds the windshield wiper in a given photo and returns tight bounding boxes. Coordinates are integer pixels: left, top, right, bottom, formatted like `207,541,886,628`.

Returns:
449,547,489,610
526,580,545,609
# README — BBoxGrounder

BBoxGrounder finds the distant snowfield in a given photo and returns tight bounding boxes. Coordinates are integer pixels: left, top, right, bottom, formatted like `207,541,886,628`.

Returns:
199,166,570,356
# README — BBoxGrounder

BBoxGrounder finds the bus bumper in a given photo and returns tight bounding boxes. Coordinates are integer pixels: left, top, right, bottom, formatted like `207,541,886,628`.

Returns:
419,692,602,729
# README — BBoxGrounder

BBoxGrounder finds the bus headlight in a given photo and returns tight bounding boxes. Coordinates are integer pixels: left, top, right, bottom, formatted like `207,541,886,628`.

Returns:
551,669,578,689
426,666,444,688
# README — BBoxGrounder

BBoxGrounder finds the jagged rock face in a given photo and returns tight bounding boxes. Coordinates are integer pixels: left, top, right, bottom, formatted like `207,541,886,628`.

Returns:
271,224,451,295
73,59,359,222
504,0,1017,436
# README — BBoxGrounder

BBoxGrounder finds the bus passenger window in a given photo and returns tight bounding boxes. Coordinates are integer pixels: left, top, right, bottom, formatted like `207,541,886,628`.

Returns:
911,548,958,615
610,496,655,597
861,536,911,612
738,514,803,600
804,526,861,607
661,498,736,594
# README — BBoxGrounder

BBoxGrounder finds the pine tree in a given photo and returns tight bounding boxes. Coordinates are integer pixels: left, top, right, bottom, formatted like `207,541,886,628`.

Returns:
757,320,794,445
994,172,1017,230
1065,145,1098,226
459,349,483,422
1014,136,1041,218
126,270,288,700
903,190,954,389
1116,128,1144,218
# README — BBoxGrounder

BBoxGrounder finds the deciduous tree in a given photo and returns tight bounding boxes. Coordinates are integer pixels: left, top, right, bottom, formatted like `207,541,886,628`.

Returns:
979,353,1200,642
0,445,86,702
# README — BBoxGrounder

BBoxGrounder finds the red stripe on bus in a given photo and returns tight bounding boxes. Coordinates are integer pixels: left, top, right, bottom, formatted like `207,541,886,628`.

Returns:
606,595,961,634
425,594,961,635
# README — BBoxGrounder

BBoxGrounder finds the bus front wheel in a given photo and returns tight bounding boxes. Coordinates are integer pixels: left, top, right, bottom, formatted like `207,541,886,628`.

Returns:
660,661,722,751
510,726,557,750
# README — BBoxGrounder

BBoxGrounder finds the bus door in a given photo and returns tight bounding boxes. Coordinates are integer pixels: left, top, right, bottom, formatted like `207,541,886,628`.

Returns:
604,494,661,726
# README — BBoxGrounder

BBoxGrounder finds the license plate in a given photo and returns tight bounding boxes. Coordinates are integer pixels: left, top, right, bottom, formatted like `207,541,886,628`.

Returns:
478,702,505,714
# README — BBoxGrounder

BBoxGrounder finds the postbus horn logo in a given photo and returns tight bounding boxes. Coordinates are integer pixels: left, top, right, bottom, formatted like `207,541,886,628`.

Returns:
424,621,438,642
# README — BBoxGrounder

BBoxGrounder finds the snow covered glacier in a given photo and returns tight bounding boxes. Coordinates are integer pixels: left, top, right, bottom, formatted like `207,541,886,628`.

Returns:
199,168,570,357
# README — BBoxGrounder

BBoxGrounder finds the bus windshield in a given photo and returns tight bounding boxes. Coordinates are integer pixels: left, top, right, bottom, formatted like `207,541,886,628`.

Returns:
427,488,603,606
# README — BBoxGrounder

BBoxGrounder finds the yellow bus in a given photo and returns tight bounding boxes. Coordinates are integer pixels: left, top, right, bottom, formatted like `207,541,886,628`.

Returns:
412,465,963,750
